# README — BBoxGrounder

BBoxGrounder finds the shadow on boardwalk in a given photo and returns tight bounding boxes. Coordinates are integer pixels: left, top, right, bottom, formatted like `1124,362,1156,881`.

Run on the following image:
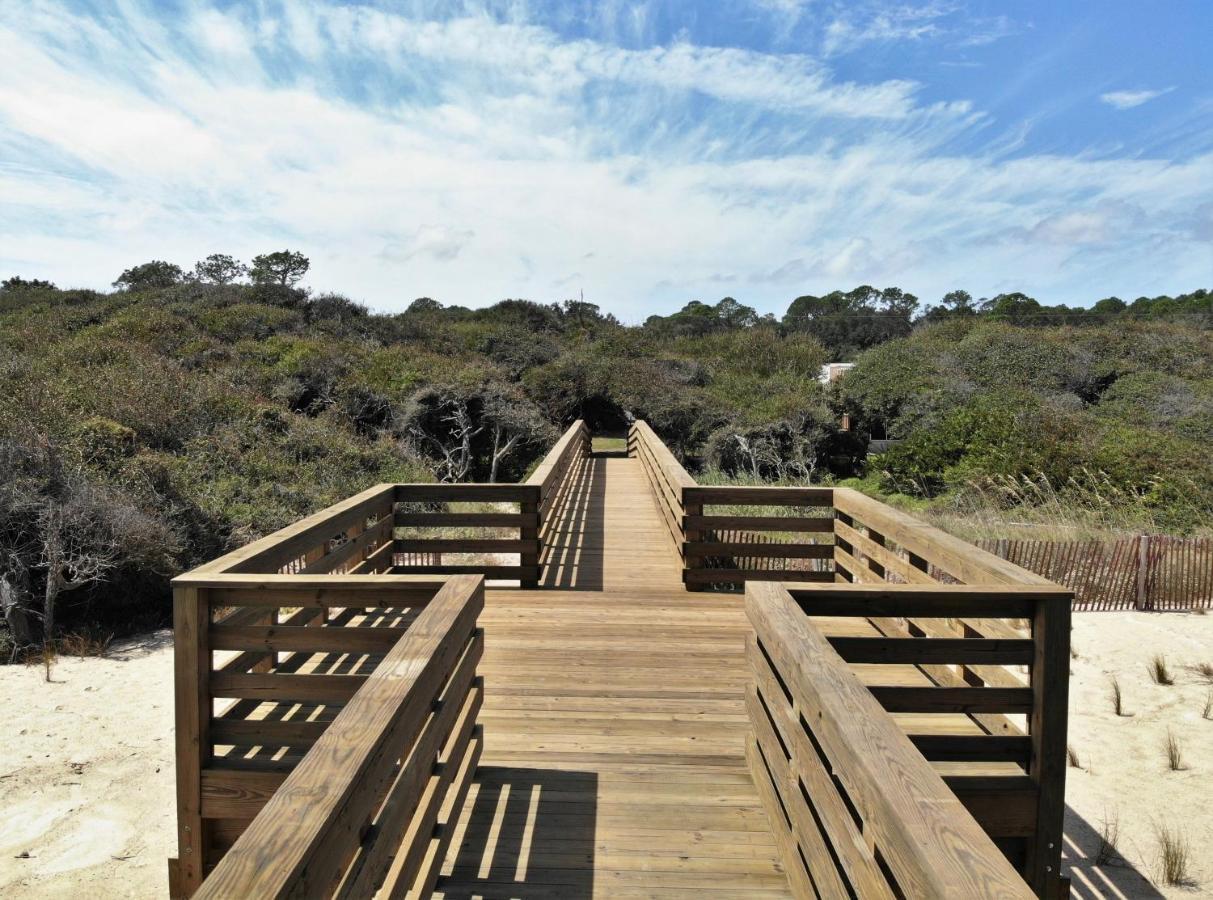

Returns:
441,767,597,899
539,456,607,591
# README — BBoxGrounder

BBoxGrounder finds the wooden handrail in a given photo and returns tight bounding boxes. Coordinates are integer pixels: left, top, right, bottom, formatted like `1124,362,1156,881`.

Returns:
833,487,1054,586
628,420,693,556
193,575,484,899
189,483,398,576
526,419,588,497
746,581,1036,899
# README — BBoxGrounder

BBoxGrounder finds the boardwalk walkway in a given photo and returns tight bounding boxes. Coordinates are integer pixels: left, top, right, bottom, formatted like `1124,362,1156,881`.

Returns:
436,454,794,898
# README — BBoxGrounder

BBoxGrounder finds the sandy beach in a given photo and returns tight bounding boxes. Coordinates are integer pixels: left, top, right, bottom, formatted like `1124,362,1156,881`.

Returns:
1,613,1211,898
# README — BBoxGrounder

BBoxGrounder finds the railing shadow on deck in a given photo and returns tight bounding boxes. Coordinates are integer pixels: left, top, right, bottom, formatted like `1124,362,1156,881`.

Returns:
441,767,597,899
539,455,606,590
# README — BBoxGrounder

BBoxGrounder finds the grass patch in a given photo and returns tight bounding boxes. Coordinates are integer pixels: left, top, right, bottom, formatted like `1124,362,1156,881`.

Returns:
1148,654,1174,685
1110,675,1131,717
1164,730,1186,771
1155,822,1193,886
1095,810,1121,866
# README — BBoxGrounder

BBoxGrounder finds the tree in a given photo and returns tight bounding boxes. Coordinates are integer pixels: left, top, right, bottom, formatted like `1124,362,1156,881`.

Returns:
939,289,976,315
0,438,176,662
1092,296,1126,315
192,253,248,285
250,250,310,287
783,286,918,356
406,297,443,315
402,385,484,482
113,260,183,291
481,386,555,482
2,276,56,292
401,383,554,483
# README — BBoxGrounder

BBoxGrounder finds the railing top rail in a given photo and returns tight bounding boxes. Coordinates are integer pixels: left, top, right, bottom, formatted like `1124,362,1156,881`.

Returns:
630,419,696,489
833,487,1054,586
526,419,588,494
747,580,1034,899
194,574,485,899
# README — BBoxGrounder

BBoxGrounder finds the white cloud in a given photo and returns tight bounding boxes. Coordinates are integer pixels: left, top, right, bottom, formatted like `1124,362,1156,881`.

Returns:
1100,88,1174,110
0,1,1209,319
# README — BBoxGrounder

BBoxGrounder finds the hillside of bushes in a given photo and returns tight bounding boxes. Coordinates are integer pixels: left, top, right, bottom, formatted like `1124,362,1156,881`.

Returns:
1,266,1209,654
838,318,1213,535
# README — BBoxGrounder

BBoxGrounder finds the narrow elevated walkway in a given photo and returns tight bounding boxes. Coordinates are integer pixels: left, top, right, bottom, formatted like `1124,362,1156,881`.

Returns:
438,455,793,897
172,423,1064,899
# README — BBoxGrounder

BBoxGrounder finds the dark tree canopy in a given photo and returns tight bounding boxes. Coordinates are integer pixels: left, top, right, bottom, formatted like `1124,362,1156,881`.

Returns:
250,250,310,287
113,260,183,291
192,253,248,285
2,276,56,292
782,285,918,357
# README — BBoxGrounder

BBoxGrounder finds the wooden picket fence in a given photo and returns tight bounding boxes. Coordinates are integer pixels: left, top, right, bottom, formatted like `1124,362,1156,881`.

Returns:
974,536,1212,611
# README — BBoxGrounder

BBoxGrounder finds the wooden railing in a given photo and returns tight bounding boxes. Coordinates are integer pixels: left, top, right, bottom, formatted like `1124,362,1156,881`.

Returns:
168,571,483,898
167,424,592,897
682,485,836,589
626,421,1071,897
746,581,1038,899
528,419,591,556
394,483,541,585
629,418,693,554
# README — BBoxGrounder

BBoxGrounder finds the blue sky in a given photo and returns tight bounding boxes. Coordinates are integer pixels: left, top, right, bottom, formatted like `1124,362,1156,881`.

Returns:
1,0,1211,319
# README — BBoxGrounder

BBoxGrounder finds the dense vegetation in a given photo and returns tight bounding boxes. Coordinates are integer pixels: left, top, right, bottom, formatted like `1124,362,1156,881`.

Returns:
838,319,1213,534
1,260,1209,654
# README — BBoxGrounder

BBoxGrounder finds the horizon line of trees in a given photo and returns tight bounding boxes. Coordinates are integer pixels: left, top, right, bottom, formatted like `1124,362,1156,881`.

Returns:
2,255,1209,360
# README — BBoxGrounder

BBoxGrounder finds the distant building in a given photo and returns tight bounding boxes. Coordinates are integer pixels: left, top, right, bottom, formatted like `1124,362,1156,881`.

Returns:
819,362,854,384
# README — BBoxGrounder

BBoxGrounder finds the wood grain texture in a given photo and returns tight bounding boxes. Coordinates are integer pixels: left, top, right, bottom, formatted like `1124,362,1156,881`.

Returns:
195,576,483,899
746,580,1034,899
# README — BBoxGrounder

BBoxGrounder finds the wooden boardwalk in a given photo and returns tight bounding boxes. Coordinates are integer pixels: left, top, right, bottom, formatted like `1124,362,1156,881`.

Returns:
171,423,1064,899
437,455,794,898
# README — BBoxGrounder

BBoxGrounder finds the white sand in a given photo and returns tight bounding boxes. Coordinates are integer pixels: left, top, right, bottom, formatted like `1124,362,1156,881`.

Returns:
1,614,1210,898
0,633,175,898
1064,612,1213,898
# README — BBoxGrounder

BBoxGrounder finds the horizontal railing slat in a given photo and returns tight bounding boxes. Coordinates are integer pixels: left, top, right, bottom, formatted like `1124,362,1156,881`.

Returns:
395,484,540,503
826,636,1035,665
394,512,537,528
684,485,834,506
685,514,834,533
684,541,834,559
868,686,1035,714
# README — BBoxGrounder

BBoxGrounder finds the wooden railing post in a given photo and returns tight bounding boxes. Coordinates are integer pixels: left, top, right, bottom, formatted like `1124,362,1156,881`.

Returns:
170,584,210,899
521,488,539,589
1028,593,1070,898
682,487,702,591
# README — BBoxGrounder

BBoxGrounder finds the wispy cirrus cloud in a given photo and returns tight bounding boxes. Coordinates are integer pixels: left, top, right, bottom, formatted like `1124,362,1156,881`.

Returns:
1100,88,1175,110
0,1,1209,319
